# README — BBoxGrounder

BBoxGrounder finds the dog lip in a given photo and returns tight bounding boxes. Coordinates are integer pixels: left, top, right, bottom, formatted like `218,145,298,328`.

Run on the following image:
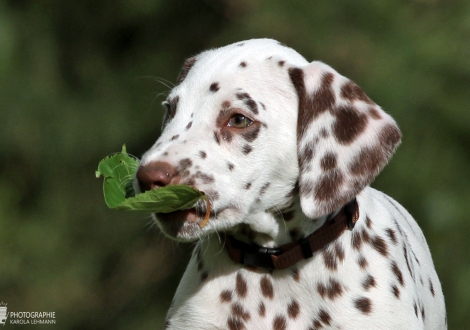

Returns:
156,208,201,224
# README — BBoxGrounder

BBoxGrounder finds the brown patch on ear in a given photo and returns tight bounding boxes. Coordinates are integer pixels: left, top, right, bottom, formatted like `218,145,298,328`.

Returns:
349,123,401,178
333,105,369,145
320,153,337,171
299,142,315,167
349,146,383,177
314,171,344,202
176,57,197,84
380,123,402,150
368,107,382,120
340,80,374,105
289,69,336,141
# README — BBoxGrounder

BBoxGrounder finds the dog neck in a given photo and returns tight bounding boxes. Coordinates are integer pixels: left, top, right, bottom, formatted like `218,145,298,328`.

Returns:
230,195,332,248
225,197,359,270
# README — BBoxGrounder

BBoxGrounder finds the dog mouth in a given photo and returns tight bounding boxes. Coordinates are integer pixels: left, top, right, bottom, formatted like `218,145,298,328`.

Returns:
156,208,202,225
153,200,212,239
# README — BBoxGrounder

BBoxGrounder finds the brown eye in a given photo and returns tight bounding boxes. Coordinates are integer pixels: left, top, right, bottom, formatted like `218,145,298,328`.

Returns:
227,114,253,128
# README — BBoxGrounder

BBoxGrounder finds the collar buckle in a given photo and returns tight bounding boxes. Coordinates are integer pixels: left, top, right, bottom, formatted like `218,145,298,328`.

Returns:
229,237,281,269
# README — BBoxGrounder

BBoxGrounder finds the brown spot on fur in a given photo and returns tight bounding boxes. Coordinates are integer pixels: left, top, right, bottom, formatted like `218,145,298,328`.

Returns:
371,236,389,256
259,182,270,196
239,61,247,67
221,130,233,142
358,255,368,269
210,82,220,92
349,123,401,181
216,107,233,127
368,107,382,119
244,182,252,189
352,231,363,250
260,276,274,299
320,153,337,171
314,171,344,202
354,297,372,314
186,121,193,130
333,105,369,145
380,123,402,151
258,302,266,317
362,228,371,244
340,80,374,104
272,315,287,330
241,122,261,142
199,151,207,158
242,145,253,154
404,245,414,279
391,261,405,286
299,142,315,166
365,217,373,229
171,134,179,141
222,100,231,108
220,290,232,303
227,317,245,330
429,278,435,297
317,278,343,300
177,57,197,84
214,132,220,144
287,299,300,319
228,163,234,171
392,285,400,298
278,60,285,67
236,92,259,114
178,158,192,171
236,272,248,298
231,303,250,321
192,171,214,184
349,146,383,177
318,309,332,326
386,228,398,245
323,248,337,270
311,319,322,329
362,275,376,290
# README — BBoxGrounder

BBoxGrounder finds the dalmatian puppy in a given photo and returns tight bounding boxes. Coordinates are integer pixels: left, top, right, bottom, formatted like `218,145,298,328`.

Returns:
135,39,446,329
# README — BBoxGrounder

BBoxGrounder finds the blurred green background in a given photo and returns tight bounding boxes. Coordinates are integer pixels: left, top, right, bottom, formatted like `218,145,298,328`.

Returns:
0,0,469,329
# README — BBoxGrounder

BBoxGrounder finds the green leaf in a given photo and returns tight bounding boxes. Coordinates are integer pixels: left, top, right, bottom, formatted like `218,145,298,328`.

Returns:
96,145,205,213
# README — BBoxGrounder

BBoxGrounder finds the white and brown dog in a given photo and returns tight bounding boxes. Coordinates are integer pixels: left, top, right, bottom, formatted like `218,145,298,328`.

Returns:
135,39,446,330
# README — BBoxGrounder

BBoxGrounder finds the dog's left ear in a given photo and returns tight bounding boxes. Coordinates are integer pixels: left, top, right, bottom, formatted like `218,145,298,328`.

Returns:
288,62,401,219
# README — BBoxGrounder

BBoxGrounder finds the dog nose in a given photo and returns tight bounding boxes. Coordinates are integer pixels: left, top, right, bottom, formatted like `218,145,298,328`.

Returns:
136,161,177,191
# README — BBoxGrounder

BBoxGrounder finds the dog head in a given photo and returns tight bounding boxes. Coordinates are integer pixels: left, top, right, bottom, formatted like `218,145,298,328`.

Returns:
135,39,401,242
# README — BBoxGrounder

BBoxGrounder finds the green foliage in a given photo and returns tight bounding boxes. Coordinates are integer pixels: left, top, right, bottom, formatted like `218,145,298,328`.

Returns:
0,0,469,329
96,145,204,212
